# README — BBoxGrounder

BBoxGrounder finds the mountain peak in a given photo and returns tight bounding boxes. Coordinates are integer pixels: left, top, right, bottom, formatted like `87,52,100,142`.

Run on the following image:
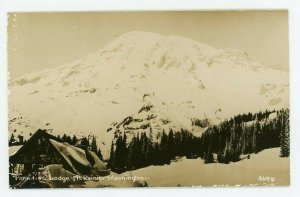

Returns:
9,32,289,160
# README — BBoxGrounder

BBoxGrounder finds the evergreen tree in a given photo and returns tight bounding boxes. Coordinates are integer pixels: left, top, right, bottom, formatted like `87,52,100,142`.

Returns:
112,133,128,172
91,135,98,152
199,108,289,163
66,135,72,145
81,137,89,147
127,136,136,170
107,108,289,171
160,130,169,164
108,142,115,169
153,142,161,165
62,134,67,142
149,127,154,145
72,135,78,145
9,133,15,146
167,129,175,160
280,110,290,157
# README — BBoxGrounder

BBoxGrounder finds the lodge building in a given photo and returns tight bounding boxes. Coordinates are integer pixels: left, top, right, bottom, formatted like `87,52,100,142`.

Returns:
9,129,108,177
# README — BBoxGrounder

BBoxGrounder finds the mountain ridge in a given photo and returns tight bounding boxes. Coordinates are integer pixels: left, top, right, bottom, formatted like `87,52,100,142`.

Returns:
8,31,289,159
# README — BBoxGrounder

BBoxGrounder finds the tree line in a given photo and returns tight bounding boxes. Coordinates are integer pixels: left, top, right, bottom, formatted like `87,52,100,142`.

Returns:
108,128,201,173
55,134,103,160
108,108,290,173
9,133,26,146
199,108,289,163
9,108,289,173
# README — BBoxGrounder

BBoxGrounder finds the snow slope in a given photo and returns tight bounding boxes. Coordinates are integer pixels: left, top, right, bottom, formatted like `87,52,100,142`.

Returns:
121,148,289,187
8,31,289,158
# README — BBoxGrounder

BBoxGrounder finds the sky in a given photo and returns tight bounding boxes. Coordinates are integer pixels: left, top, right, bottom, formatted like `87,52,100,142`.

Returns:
7,11,288,79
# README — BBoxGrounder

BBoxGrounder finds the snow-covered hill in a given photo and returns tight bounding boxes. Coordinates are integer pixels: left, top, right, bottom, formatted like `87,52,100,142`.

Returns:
8,31,289,159
120,148,289,187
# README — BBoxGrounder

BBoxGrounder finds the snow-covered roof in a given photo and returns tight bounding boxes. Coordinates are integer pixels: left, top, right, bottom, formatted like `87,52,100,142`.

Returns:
50,139,106,174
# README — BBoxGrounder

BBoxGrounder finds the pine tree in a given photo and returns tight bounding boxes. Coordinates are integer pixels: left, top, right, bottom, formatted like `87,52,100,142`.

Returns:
113,136,123,171
127,136,136,170
108,142,115,169
62,134,67,142
149,127,154,145
121,133,128,168
81,137,89,147
9,133,15,146
204,147,214,164
112,133,128,172
160,130,169,164
91,135,98,152
17,134,24,144
66,135,72,145
280,110,290,157
141,132,154,166
252,122,258,153
167,129,175,160
72,135,77,145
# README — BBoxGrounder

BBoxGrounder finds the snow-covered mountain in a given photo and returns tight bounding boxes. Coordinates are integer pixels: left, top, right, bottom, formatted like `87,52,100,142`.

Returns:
8,31,289,158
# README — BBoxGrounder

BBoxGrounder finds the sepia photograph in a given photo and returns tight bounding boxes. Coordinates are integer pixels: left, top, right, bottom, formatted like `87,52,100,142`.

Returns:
7,11,290,188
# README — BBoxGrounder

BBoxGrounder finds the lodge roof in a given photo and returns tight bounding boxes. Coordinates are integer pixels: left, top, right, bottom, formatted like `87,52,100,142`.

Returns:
9,129,107,175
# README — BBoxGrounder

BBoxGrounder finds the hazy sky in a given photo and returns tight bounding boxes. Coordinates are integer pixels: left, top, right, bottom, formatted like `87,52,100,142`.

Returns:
8,11,288,79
